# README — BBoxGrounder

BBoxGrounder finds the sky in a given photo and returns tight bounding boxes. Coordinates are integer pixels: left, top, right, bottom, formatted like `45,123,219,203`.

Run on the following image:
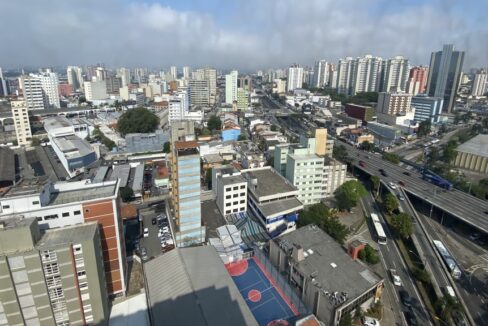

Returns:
0,0,487,71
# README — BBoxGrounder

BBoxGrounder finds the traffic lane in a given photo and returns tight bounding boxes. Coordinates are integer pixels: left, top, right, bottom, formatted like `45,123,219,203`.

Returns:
347,147,488,231
362,195,429,325
139,210,162,260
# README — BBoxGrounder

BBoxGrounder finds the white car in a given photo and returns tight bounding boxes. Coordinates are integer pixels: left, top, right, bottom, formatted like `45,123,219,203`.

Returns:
388,182,397,189
143,228,149,238
161,226,169,233
389,269,402,286
362,316,380,326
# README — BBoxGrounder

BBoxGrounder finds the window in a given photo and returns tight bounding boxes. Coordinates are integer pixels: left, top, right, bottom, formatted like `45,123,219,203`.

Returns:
240,200,245,204
44,214,58,220
42,250,57,263
240,185,245,189
79,282,88,290
32,201,39,205
62,212,69,217
233,186,238,190
225,210,231,215
233,208,238,212
74,210,81,215
36,217,43,222
233,201,238,205
226,203,231,207
225,195,231,199
77,270,86,277
73,244,83,254
2,205,10,209
44,263,59,276
240,192,246,196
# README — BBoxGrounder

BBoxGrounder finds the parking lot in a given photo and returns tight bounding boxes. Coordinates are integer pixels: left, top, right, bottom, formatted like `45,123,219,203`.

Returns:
138,202,174,261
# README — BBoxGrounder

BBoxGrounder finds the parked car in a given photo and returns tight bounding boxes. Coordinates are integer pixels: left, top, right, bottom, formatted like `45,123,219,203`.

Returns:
143,228,149,238
359,160,366,167
403,309,418,326
141,247,148,261
361,316,380,326
151,217,157,225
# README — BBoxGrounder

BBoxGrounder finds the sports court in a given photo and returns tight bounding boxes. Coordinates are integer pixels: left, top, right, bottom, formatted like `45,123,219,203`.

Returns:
226,257,298,326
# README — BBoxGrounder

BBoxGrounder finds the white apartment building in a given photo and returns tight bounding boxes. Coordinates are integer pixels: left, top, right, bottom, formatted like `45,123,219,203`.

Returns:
117,67,131,87
168,92,203,126
212,166,248,216
21,71,61,110
0,179,127,295
336,57,355,95
323,157,347,196
193,68,217,105
376,91,413,115
352,55,383,95
313,60,330,88
381,56,409,92
183,66,191,79
472,70,487,96
67,66,83,90
225,70,238,104
38,69,60,108
170,66,177,80
11,100,32,146
273,79,287,94
84,81,108,101
287,66,303,92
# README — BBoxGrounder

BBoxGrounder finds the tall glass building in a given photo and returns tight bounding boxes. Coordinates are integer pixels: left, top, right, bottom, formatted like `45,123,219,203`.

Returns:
171,141,205,247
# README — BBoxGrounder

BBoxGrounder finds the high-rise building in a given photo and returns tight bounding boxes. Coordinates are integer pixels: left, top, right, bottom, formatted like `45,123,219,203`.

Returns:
336,57,355,94
21,70,60,109
313,60,329,88
406,66,429,95
84,81,108,101
0,218,109,325
117,67,131,87
471,69,487,96
0,179,127,295
212,166,247,216
188,79,210,107
381,56,409,92
67,66,83,90
38,69,61,108
106,76,122,94
95,67,107,81
411,95,444,123
236,88,249,111
238,76,252,92
225,70,238,104
20,75,45,110
11,100,32,146
194,68,217,105
328,64,337,88
351,55,383,95
287,65,303,92
170,141,205,247
376,92,412,115
0,67,8,96
170,66,177,80
183,66,191,80
426,44,464,113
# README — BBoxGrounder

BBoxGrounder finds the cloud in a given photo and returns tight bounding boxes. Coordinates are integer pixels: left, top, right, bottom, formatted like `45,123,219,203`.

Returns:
0,0,486,70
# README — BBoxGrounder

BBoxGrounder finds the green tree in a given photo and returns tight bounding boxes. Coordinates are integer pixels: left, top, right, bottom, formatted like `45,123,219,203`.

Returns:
363,244,380,264
270,124,278,132
382,152,400,164
339,313,352,326
413,267,431,284
120,187,134,202
297,203,349,244
207,115,222,131
322,217,350,244
78,96,86,104
31,137,41,147
117,107,159,136
334,180,367,211
417,120,432,137
361,141,375,152
384,193,399,214
370,176,380,193
391,213,413,239
163,141,170,153
442,141,457,164
237,134,247,141
333,144,349,162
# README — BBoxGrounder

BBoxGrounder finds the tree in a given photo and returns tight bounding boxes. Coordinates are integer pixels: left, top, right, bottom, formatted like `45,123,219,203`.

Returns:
322,217,350,244
382,152,400,164
207,115,222,131
339,313,352,326
370,176,380,195
442,141,457,165
391,212,413,239
163,141,170,153
117,107,159,136
384,193,399,214
333,144,349,163
31,137,41,146
361,244,380,264
78,96,86,104
413,267,431,284
270,124,278,132
334,180,367,211
417,120,432,137
297,203,349,244
238,134,247,141
120,187,134,202
361,141,375,152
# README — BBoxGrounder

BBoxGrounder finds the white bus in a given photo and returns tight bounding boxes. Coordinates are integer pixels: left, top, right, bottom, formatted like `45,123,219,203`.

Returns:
371,213,387,245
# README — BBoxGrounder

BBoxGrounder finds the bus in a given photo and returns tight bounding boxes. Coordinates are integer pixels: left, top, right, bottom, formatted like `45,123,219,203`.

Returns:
371,213,387,245
433,240,462,279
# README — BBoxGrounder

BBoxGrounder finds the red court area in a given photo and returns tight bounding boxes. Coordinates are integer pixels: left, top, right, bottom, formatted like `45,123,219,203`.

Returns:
225,259,249,276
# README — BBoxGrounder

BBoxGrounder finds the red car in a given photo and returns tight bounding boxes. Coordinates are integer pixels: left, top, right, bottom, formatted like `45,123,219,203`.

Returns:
359,160,366,167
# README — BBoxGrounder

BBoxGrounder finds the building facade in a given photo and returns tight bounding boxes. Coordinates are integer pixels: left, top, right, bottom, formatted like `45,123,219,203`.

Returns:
67,66,83,90
287,66,304,92
0,218,109,326
189,79,210,107
21,75,45,110
171,141,205,247
407,66,428,95
426,44,464,113
380,56,409,92
11,100,32,146
212,166,247,216
471,69,487,96
225,70,238,104
376,92,412,115
0,179,127,296
83,81,108,101
411,95,444,123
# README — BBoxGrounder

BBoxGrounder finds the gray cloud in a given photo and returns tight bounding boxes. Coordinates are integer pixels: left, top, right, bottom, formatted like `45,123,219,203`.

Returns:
0,0,486,70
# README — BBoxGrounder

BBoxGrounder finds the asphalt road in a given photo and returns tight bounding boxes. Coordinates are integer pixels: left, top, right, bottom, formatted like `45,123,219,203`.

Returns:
344,144,488,233
361,193,431,326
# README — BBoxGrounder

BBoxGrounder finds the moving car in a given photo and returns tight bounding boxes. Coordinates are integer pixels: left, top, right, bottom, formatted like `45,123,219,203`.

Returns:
398,180,406,187
389,269,402,286
399,290,412,307
403,309,418,326
388,181,397,189
397,194,405,201
403,171,411,176
359,160,366,167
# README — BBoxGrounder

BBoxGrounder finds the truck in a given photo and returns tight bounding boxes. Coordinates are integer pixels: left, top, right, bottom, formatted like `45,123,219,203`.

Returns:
389,269,402,286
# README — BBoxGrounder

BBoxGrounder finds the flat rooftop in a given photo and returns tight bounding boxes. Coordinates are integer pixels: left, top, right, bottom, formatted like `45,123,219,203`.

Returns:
144,247,257,326
222,174,246,186
53,135,94,158
275,225,383,318
109,164,131,187
258,197,303,217
49,182,117,206
37,222,97,248
43,116,73,131
456,134,488,157
241,167,297,198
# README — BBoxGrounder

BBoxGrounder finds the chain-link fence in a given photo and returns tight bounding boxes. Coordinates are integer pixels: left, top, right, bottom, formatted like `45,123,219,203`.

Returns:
253,247,310,317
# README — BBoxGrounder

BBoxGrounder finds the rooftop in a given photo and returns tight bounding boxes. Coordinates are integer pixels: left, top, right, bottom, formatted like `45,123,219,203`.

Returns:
36,222,98,248
0,147,15,183
258,197,304,217
144,247,257,326
109,164,131,187
275,225,383,319
241,167,297,199
43,116,74,132
52,135,94,158
456,134,488,157
49,181,117,206
222,174,246,186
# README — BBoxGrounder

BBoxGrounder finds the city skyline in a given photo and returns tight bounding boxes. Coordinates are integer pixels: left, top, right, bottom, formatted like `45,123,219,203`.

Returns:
0,0,487,70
